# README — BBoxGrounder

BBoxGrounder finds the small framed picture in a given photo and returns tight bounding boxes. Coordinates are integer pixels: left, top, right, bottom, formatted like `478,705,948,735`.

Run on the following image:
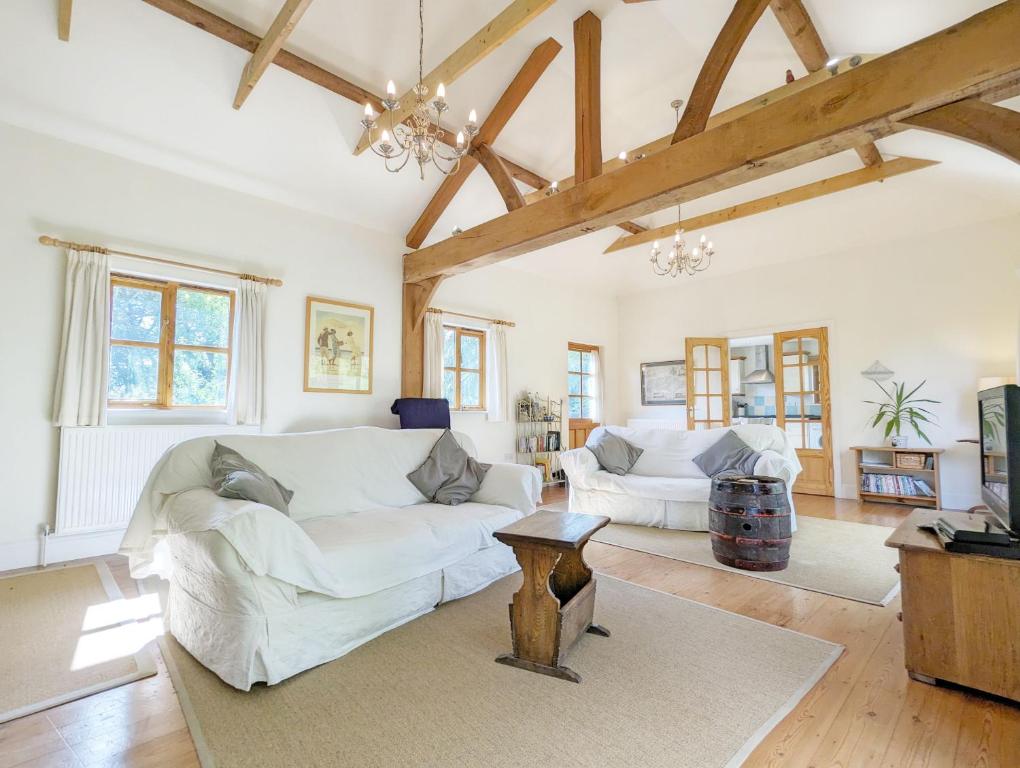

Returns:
304,296,374,394
640,360,686,406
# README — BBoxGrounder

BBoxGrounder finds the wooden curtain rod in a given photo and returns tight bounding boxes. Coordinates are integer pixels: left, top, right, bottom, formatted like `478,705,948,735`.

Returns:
38,235,283,287
427,307,516,327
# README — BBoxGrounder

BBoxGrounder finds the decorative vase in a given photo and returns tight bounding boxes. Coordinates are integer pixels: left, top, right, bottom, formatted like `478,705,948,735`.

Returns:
890,435,909,448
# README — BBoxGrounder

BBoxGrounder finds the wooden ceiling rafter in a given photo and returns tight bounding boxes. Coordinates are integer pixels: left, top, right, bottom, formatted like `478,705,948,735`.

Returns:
352,0,557,155
58,0,72,41
233,0,315,109
672,0,771,144
769,0,883,168
900,98,1020,166
404,37,561,249
401,1,1020,286
521,53,876,206
140,0,549,192
603,156,939,254
574,11,602,182
475,143,526,211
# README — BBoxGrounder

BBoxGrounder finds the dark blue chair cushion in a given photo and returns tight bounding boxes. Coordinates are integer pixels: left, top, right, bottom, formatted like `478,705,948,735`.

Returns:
390,398,452,429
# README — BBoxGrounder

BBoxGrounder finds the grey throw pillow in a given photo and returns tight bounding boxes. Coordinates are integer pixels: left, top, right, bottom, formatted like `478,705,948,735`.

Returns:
210,442,294,516
693,430,762,478
587,430,643,476
408,430,492,506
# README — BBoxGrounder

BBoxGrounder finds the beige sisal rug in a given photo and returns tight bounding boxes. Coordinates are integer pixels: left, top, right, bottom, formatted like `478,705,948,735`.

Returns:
0,562,156,723
162,574,842,768
582,514,900,606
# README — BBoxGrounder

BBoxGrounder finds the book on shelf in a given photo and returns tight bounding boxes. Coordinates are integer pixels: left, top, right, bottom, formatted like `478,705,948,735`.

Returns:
860,473,935,497
516,434,561,453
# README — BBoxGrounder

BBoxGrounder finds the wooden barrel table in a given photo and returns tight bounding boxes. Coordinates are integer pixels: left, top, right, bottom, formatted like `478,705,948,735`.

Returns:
709,475,792,572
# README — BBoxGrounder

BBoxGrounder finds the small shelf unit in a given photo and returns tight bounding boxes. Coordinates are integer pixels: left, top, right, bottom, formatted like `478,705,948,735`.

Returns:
516,395,566,488
852,445,944,509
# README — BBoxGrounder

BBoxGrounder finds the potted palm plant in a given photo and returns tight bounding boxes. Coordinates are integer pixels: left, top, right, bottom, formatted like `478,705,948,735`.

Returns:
864,380,939,446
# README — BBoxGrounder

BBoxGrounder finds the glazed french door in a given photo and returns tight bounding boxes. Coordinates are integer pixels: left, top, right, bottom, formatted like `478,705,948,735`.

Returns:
774,328,834,496
685,337,731,430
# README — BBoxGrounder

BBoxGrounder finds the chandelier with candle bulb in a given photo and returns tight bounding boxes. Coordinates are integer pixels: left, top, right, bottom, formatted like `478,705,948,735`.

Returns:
649,98,717,277
359,0,478,179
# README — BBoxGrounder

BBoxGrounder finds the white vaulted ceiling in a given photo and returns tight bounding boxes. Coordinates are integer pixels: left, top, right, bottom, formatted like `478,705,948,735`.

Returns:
1,0,1018,294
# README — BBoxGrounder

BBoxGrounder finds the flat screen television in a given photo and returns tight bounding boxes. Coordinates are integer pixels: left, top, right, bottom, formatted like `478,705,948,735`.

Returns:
979,384,1020,534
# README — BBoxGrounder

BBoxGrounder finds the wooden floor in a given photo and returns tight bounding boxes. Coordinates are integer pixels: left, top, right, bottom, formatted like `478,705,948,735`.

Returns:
2,493,1018,768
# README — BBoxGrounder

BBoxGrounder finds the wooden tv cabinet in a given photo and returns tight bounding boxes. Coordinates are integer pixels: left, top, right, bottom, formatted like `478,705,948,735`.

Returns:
886,509,1020,702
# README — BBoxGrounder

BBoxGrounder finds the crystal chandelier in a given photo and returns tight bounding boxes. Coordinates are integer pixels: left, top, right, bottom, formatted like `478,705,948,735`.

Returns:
359,0,477,179
650,98,716,278
649,204,715,278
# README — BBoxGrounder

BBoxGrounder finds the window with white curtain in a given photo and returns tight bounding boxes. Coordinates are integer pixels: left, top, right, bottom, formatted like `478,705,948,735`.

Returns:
108,275,235,409
442,324,486,411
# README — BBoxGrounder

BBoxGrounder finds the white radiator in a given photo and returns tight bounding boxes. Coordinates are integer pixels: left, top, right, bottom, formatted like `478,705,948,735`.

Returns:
55,425,259,535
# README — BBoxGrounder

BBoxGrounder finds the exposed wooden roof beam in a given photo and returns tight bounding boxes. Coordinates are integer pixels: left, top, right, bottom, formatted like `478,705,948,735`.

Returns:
603,157,938,253
353,0,556,155
403,1,1020,283
475,143,526,211
404,37,561,249
901,98,1020,165
141,0,547,193
233,0,315,109
58,0,72,41
574,11,602,182
769,0,883,167
672,0,771,143
522,54,876,205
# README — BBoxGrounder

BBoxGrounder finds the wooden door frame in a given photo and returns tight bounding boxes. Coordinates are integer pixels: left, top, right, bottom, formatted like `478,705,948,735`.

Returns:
773,326,834,496
685,337,731,430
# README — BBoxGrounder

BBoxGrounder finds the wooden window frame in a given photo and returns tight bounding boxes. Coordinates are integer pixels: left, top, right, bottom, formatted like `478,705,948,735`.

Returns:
568,341,599,427
108,275,235,410
443,325,486,411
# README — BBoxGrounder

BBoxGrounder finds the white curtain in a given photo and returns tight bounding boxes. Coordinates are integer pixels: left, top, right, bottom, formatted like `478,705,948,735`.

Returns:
592,347,605,424
234,279,267,425
52,249,110,427
423,311,444,398
486,322,510,422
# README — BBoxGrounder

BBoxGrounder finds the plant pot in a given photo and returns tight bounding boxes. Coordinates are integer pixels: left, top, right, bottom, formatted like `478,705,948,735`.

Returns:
890,435,909,448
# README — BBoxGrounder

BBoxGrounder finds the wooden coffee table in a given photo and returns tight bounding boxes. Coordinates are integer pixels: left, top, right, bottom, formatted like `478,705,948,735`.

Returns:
492,510,611,683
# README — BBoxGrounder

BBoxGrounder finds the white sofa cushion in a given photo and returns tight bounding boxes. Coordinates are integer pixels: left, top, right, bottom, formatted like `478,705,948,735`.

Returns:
298,502,522,596
595,426,715,478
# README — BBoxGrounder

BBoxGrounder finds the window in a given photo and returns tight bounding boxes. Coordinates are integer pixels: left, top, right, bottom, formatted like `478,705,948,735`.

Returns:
108,276,234,409
567,342,598,420
442,325,486,410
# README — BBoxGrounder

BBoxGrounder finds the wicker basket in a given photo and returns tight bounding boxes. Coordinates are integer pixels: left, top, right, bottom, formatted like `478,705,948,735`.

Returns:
895,452,926,470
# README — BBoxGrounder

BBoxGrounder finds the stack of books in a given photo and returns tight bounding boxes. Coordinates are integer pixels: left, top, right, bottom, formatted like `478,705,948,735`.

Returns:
861,473,936,497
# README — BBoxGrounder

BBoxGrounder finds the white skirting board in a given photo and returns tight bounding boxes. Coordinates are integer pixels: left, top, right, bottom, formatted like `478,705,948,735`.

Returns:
0,529,125,572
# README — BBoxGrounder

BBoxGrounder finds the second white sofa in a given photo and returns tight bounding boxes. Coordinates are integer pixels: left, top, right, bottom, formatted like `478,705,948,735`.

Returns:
560,424,801,531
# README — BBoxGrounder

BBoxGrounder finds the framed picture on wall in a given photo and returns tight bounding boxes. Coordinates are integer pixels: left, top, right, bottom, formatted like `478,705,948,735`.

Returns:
640,360,686,406
304,296,374,394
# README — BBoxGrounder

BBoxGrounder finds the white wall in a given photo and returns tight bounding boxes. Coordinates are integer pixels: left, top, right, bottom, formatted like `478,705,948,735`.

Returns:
0,122,408,557
434,266,618,463
617,215,1020,510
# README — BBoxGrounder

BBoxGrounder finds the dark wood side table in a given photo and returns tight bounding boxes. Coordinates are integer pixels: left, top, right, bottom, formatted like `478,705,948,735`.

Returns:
886,508,1020,702
493,510,611,683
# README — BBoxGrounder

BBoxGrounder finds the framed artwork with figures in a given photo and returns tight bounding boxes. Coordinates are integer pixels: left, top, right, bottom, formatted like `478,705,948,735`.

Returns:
304,296,374,394
640,360,686,406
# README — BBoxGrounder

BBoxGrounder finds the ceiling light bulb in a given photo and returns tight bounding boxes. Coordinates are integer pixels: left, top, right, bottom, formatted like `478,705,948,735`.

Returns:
386,80,396,96
436,83,445,100
550,180,558,190
700,234,707,244
364,103,373,117
381,129,390,142
468,109,477,124
456,131,465,147
693,247,700,257
652,241,659,250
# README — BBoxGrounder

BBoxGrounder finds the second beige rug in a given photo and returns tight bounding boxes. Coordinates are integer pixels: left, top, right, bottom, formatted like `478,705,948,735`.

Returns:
588,515,900,605
163,574,842,768
0,562,157,723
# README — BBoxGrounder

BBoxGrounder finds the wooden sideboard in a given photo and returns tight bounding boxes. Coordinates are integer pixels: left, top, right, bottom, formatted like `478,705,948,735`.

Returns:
885,509,1020,702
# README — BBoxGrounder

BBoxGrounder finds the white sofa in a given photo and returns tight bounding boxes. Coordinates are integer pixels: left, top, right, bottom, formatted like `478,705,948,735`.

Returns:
560,424,801,531
119,427,542,690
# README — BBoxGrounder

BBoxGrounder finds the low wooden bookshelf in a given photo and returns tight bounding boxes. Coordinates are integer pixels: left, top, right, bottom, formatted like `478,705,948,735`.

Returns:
852,446,943,509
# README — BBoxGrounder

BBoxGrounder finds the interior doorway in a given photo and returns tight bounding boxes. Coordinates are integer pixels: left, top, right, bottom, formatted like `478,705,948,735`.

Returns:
728,327,834,496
